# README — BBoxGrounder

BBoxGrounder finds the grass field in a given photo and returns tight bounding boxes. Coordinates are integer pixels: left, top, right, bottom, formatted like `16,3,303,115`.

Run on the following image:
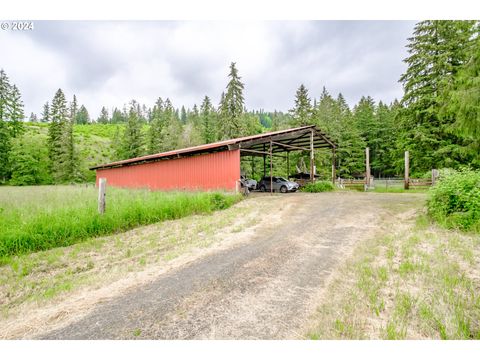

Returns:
0,185,240,262
306,203,480,339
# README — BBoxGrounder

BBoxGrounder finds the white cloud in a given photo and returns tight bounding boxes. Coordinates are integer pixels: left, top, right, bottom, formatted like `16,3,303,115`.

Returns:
0,21,415,118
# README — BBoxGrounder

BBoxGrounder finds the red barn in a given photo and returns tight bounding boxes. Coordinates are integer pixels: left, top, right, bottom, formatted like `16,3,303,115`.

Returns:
90,125,336,192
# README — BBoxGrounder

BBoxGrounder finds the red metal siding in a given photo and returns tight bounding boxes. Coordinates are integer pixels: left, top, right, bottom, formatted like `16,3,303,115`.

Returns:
96,150,240,191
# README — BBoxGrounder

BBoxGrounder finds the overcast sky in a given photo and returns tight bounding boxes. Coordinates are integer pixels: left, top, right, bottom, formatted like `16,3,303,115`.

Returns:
0,21,416,118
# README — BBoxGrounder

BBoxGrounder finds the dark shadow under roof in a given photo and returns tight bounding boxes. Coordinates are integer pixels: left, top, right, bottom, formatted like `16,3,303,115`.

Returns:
90,125,336,170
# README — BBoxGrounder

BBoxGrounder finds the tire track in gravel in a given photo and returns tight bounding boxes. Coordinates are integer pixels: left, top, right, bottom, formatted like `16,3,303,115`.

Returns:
41,192,421,339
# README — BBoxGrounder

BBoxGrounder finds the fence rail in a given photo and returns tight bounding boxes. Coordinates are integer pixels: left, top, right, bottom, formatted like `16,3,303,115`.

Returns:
336,177,435,190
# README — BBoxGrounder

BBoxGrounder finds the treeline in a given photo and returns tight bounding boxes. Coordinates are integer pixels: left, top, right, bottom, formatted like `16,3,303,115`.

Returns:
1,20,479,185
286,20,480,178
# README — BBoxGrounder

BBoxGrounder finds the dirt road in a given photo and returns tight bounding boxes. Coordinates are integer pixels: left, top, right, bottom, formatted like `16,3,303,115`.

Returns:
40,192,423,339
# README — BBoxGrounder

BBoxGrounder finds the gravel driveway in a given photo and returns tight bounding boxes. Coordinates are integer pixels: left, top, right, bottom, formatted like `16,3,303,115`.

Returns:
41,192,421,339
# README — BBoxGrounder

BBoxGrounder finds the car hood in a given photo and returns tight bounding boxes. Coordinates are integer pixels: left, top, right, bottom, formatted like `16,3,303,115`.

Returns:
286,181,299,187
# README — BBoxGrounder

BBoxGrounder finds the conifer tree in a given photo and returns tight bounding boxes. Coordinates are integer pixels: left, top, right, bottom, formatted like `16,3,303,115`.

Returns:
148,97,166,153
219,62,245,139
59,96,79,182
160,98,182,151
289,84,312,126
97,106,110,124
0,69,11,123
7,85,24,137
111,107,126,123
120,101,144,158
48,89,68,182
191,104,200,124
180,105,187,124
0,70,13,180
200,96,216,144
41,102,50,123
446,34,480,139
399,20,477,171
76,105,90,124
70,95,78,124
29,113,38,122
0,120,10,182
336,95,366,178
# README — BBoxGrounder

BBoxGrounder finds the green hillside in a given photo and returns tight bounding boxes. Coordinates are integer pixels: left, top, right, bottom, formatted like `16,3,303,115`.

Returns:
20,123,122,183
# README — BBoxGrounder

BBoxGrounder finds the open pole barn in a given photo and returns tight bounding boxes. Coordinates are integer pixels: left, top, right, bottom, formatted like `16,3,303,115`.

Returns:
90,125,336,192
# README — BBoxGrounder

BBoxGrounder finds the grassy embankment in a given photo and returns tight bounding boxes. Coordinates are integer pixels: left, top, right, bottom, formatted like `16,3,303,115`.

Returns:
0,186,264,323
0,185,240,262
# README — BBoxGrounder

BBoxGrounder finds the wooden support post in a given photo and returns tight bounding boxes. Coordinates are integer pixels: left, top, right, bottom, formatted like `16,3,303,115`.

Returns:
98,177,106,214
331,148,336,184
263,144,266,177
310,130,314,182
404,151,409,190
365,147,370,190
269,139,273,194
251,155,254,179
287,152,290,180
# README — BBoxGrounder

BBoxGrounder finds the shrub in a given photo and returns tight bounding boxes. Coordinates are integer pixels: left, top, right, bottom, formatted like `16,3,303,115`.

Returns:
301,181,335,193
427,169,480,232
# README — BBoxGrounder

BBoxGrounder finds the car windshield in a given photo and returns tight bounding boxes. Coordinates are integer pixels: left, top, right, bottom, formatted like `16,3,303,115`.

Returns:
277,177,287,182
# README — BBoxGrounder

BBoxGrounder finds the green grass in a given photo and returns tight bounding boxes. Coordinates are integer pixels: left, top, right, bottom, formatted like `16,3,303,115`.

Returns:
306,197,480,340
0,185,241,261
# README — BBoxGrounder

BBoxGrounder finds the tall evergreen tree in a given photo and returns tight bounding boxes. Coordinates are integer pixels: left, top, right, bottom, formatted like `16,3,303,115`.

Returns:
8,85,24,137
59,96,79,182
0,120,10,182
180,105,187,124
0,70,13,180
289,84,313,126
336,95,366,177
29,113,38,122
48,89,68,182
97,106,110,124
446,33,480,140
218,62,245,139
200,96,217,144
160,98,182,151
70,95,78,124
76,105,90,124
120,101,144,158
148,97,166,153
0,69,11,123
111,107,126,123
41,102,50,123
399,20,477,172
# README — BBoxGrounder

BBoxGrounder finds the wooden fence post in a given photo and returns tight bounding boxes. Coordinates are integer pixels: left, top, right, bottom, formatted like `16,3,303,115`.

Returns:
270,139,273,194
404,151,409,190
365,147,370,191
331,148,336,185
98,178,106,214
310,130,315,182
432,169,438,186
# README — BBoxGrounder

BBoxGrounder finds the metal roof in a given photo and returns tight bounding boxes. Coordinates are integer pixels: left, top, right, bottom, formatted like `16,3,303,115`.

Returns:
90,125,336,170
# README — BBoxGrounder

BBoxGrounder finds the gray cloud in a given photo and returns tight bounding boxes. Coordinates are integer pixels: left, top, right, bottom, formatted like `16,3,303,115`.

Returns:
0,21,416,118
